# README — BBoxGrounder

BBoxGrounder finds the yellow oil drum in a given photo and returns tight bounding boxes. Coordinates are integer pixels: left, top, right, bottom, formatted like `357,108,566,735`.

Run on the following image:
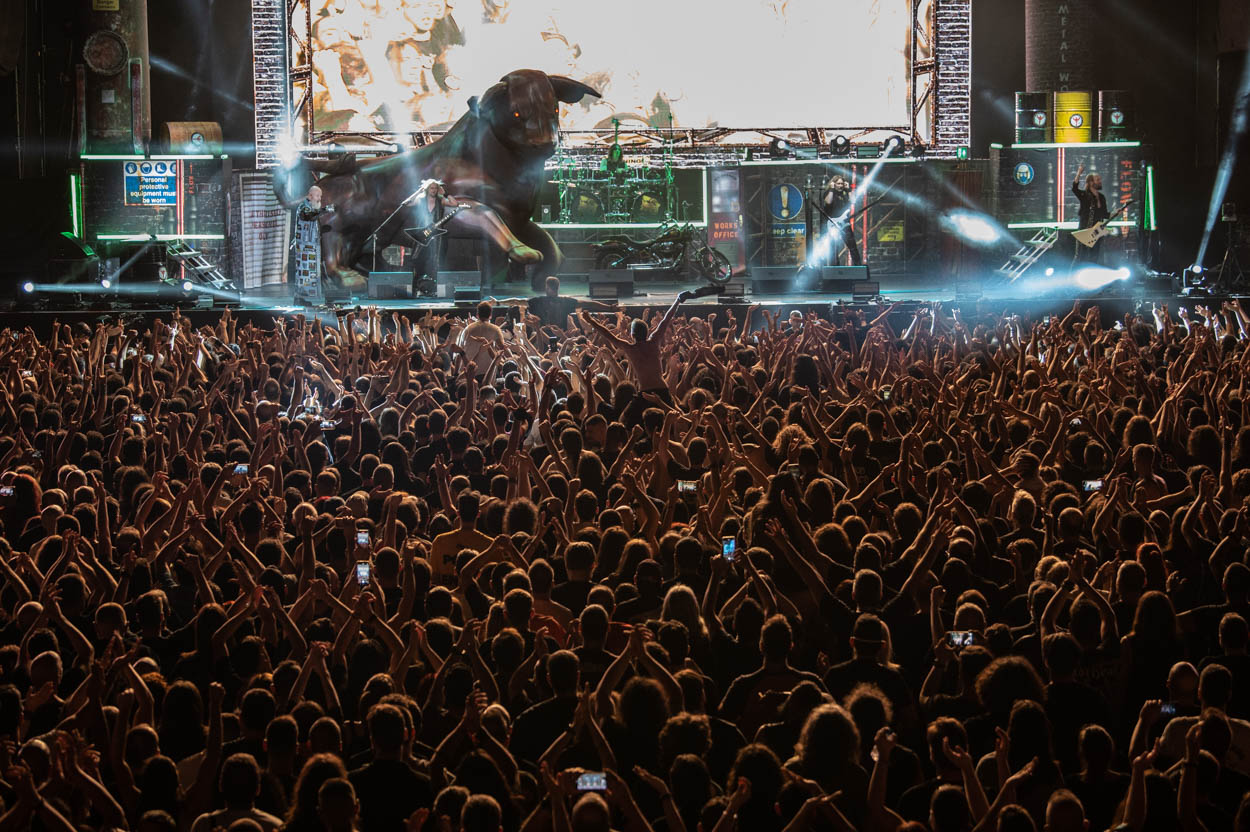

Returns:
1053,91,1094,143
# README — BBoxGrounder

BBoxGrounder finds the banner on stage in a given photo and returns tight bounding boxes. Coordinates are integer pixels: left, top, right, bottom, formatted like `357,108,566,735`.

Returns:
708,168,745,272
236,173,290,290
123,161,178,208
877,222,904,242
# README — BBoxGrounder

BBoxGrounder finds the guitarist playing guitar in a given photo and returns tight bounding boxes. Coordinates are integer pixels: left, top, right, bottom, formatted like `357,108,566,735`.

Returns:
1072,164,1110,265
410,179,464,296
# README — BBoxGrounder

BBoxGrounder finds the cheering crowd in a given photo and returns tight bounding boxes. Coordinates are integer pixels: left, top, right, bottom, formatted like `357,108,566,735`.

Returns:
1,293,1249,832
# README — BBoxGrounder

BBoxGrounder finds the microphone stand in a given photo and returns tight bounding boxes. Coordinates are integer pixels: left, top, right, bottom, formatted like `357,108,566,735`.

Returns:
369,182,435,271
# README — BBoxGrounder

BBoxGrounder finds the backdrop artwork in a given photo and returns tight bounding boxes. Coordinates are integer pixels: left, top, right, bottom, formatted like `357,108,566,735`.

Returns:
304,0,911,138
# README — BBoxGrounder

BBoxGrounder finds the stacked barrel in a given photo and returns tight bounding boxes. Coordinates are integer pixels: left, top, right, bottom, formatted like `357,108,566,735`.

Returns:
1014,90,1134,143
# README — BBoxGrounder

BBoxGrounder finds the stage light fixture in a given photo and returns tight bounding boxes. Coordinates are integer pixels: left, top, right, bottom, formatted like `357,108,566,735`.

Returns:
101,278,112,289
1045,267,1055,276
830,135,851,156
1190,264,1204,274
909,142,927,158
22,282,34,293
181,280,194,293
883,136,906,156
768,139,792,160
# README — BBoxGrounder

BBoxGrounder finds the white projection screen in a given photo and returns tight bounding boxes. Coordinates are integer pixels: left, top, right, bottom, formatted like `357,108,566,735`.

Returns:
306,0,912,139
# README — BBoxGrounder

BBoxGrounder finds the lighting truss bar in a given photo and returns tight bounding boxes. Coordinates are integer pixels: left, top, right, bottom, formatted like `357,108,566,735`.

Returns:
740,157,920,167
80,154,221,160
1009,141,1142,150
1007,221,1136,230
537,222,707,230
95,234,226,241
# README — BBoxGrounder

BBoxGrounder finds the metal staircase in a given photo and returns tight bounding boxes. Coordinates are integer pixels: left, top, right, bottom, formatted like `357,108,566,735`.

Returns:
165,240,236,292
998,228,1060,283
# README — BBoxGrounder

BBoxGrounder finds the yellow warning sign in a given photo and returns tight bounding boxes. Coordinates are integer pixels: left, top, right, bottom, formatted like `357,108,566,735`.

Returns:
877,222,904,242
93,0,120,10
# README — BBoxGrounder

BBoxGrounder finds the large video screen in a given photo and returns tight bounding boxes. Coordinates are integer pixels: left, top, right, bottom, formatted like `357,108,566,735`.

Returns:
306,0,911,138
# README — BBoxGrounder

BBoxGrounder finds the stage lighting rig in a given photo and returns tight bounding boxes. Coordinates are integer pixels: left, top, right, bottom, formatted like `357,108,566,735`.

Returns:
883,135,906,156
830,135,851,156
768,138,791,160
909,142,927,158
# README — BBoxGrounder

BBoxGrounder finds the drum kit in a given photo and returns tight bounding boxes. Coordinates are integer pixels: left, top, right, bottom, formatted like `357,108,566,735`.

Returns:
555,168,672,223
550,119,678,224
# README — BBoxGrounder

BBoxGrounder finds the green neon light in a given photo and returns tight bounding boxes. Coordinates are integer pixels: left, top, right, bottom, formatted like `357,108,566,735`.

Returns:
59,232,95,256
1010,141,1141,150
1007,221,1136,230
1146,165,1157,231
69,174,80,238
95,233,225,241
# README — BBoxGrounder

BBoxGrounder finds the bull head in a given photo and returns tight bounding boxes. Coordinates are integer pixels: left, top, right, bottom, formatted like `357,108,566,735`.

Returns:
472,70,599,154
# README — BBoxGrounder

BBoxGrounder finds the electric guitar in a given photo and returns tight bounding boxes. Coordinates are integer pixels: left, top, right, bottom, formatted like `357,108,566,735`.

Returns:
406,202,468,252
1073,201,1130,248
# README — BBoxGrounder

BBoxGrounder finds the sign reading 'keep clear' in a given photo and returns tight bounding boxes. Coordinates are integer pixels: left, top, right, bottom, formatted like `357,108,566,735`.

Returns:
123,161,179,207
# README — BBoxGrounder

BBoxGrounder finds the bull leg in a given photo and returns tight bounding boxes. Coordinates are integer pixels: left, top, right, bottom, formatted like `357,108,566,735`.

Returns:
321,230,368,292
447,202,542,265
510,219,564,292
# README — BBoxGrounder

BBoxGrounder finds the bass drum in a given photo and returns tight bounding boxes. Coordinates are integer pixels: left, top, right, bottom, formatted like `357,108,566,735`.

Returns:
630,190,665,223
569,188,604,223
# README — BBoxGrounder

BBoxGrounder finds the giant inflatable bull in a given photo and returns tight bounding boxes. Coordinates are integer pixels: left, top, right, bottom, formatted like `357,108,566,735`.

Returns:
274,70,599,292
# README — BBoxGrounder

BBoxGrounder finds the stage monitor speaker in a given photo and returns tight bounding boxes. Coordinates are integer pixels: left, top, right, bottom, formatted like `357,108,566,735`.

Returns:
453,286,481,304
588,269,634,299
718,279,747,302
438,270,481,299
749,265,796,295
851,280,880,301
367,272,411,299
816,265,870,293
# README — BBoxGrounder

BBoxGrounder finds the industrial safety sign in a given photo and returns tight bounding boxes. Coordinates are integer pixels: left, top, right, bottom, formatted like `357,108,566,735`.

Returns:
123,161,178,207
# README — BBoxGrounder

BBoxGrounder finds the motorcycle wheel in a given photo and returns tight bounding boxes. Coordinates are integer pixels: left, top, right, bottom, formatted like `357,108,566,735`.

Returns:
595,250,629,270
693,246,733,285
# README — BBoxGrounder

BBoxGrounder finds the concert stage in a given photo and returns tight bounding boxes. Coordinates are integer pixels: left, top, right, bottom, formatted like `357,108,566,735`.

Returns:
4,269,1208,336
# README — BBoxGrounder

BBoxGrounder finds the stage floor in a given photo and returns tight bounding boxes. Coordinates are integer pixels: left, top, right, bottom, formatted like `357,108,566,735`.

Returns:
2,270,1217,332
221,271,1182,312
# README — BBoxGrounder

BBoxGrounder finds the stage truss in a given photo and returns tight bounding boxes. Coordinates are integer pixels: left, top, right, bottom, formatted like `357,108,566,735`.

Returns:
251,0,970,167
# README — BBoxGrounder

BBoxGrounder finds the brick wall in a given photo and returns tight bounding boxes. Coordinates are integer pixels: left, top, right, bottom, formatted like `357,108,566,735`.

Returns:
1025,0,1096,92
934,0,972,158
251,0,288,169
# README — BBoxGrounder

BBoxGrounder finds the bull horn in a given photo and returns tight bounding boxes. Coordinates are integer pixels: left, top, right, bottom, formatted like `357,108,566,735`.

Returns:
548,75,600,104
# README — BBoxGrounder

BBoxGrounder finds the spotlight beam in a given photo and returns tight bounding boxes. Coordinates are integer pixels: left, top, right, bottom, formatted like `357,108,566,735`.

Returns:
1195,36,1250,268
